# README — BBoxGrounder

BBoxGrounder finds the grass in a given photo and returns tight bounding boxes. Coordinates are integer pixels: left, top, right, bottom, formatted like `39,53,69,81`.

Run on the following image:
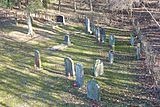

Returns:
0,21,156,107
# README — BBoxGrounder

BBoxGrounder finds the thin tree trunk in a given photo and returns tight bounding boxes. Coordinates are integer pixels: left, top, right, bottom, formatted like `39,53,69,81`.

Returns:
89,0,93,12
58,0,61,11
27,12,33,37
73,0,76,12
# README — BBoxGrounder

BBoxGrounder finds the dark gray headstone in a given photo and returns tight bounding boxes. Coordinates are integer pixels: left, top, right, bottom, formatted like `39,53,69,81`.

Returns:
100,28,106,43
64,57,75,77
136,43,141,60
87,80,100,101
109,50,114,64
76,63,84,88
34,50,41,69
64,35,71,45
130,33,135,46
56,15,65,24
92,59,104,77
109,34,115,49
91,17,95,34
96,27,100,42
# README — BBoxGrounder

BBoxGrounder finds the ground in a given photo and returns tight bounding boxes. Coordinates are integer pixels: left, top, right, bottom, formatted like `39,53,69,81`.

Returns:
0,20,159,107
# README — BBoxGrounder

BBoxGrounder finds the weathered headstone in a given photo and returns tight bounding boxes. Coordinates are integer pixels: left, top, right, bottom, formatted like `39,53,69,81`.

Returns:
87,80,101,101
92,59,104,77
76,63,84,88
96,27,100,42
100,28,106,43
34,50,41,70
85,16,92,34
64,35,71,45
91,17,95,34
136,43,141,60
109,34,115,49
56,15,65,25
64,57,75,77
109,50,114,64
130,33,135,46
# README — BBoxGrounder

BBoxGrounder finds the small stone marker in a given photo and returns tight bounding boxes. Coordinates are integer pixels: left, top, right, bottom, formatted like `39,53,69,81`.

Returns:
109,34,115,49
75,63,84,88
64,57,75,77
92,59,104,77
130,33,135,46
96,27,100,42
64,35,71,45
100,28,106,43
56,15,65,25
87,80,101,101
34,50,41,70
136,43,141,60
109,50,114,64
85,16,92,34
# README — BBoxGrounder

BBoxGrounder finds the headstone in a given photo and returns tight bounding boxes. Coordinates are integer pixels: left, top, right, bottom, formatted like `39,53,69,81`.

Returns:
91,17,95,34
100,28,106,43
56,15,65,25
76,63,84,88
87,80,101,101
34,50,41,70
64,57,75,77
64,35,71,45
109,50,114,64
96,27,100,42
136,43,141,60
109,34,115,49
92,59,104,77
85,16,92,34
130,33,135,46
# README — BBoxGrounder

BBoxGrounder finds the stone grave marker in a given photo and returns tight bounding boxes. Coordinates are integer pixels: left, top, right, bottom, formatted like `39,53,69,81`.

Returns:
56,15,65,25
76,63,84,88
64,57,75,77
130,33,135,46
92,59,104,77
34,50,41,70
85,16,92,34
109,50,114,64
109,34,115,49
136,43,141,60
100,28,106,43
91,17,95,34
87,80,101,101
96,27,100,42
64,35,71,45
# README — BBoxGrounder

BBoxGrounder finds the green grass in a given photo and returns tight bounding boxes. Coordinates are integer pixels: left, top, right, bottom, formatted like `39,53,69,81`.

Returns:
0,22,156,107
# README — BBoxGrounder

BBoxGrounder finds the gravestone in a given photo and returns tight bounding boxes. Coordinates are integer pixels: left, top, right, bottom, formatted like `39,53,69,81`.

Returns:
34,50,41,70
64,35,71,45
56,15,65,25
76,63,84,88
87,80,101,101
92,59,104,77
91,17,95,34
96,27,100,42
136,43,141,60
64,57,75,77
109,50,114,64
109,34,115,49
130,33,135,46
85,16,92,34
100,28,106,43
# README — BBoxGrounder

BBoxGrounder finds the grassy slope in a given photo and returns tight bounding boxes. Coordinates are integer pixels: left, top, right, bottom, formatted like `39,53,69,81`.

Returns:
0,22,155,107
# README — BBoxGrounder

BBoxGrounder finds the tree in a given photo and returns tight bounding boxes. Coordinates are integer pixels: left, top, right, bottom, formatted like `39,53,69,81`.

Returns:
89,0,93,11
58,0,61,11
73,0,76,12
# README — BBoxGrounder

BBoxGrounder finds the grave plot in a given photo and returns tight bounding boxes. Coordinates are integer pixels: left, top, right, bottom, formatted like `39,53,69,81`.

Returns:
0,17,159,107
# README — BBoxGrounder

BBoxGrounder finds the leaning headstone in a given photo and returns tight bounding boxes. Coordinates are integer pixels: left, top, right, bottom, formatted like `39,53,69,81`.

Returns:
75,63,84,88
87,80,101,101
92,59,104,77
109,34,115,49
136,43,141,60
85,16,92,34
109,50,114,64
96,27,100,42
130,33,135,46
56,15,65,25
64,57,75,77
100,28,106,43
34,50,41,70
64,35,71,45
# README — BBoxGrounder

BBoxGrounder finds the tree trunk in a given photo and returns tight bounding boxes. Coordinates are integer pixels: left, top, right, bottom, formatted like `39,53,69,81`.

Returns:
89,0,93,12
27,12,33,36
73,0,76,12
58,0,61,11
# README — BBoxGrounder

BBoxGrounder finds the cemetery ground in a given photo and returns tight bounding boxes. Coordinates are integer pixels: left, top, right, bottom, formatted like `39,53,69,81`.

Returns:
0,20,159,107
